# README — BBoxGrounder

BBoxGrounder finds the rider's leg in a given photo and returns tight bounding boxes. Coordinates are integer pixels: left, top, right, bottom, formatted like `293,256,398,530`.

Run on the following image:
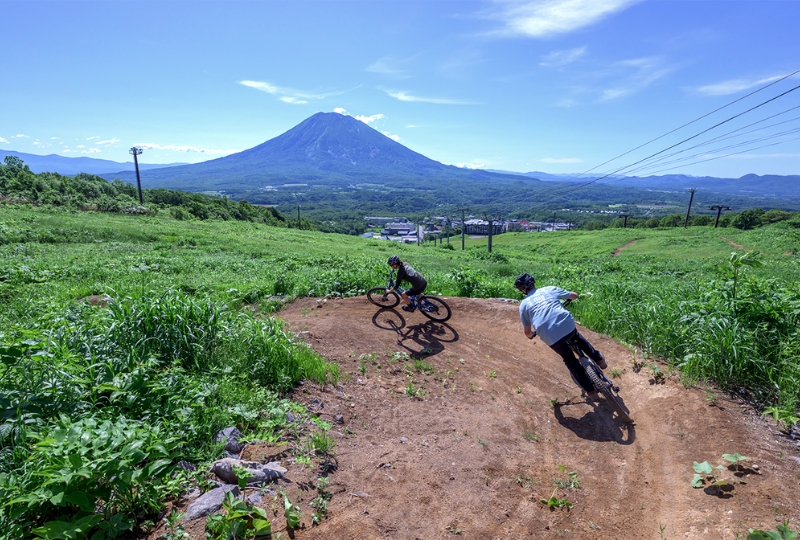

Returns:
572,331,607,369
549,335,594,394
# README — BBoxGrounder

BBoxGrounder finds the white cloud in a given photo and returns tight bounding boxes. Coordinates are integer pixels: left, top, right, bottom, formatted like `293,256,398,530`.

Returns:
239,80,345,105
0,137,8,144
385,90,478,105
487,0,640,39
77,145,86,149
599,56,672,101
381,131,400,142
334,108,387,126
696,75,786,96
540,157,582,163
366,57,411,79
133,142,241,155
86,136,100,141
454,162,487,169
50,137,61,140
97,138,120,145
356,114,385,125
81,148,101,154
540,46,586,67
12,134,28,139
405,124,423,128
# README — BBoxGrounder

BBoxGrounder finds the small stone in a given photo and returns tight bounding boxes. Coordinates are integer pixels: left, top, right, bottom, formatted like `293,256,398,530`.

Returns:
334,414,344,424
400,437,408,443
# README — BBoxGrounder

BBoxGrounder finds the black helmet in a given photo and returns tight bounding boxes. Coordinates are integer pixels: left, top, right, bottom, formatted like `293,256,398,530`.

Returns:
514,273,536,294
387,255,400,266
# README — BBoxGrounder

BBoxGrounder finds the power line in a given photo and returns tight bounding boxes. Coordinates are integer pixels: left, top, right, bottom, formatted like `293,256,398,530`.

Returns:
527,77,800,207
560,68,800,181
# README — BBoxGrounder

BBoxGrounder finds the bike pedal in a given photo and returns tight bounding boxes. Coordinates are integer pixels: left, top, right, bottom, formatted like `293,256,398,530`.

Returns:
612,385,620,392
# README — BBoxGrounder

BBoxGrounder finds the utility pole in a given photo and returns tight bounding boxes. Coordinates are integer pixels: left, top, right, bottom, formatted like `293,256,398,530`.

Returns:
129,147,144,204
456,205,469,250
552,211,557,232
297,204,301,228
620,214,632,228
709,205,732,228
684,188,697,228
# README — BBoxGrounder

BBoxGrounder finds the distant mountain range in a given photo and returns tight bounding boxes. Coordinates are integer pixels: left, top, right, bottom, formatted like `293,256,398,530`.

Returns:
4,113,799,204
487,170,800,200
0,150,187,176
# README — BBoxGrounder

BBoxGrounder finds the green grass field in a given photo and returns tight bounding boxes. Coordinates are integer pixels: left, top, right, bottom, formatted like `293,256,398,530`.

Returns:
1,205,799,538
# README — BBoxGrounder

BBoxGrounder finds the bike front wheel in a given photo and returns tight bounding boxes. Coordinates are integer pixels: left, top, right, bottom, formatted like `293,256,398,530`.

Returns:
418,296,452,322
367,287,400,308
580,357,633,424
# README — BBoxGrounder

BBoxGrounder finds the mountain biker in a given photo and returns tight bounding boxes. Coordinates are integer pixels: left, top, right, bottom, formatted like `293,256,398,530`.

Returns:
387,255,427,312
514,273,607,400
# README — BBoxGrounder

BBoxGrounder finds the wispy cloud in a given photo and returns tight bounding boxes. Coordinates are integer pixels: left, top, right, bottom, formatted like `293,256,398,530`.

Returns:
454,162,487,169
12,134,28,139
485,0,640,39
239,80,345,104
540,157,583,164
725,152,800,160
382,131,401,142
0,137,8,144
696,75,787,96
133,142,241,155
599,56,672,101
81,148,101,154
334,108,387,126
540,46,586,67
97,138,120,145
385,90,479,105
86,136,100,141
366,57,412,79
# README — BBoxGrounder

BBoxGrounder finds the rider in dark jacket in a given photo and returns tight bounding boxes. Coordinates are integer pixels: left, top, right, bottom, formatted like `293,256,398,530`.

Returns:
387,255,427,312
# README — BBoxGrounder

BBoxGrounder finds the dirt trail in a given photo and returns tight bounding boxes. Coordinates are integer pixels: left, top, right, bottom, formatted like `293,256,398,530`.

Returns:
265,296,800,540
612,240,639,257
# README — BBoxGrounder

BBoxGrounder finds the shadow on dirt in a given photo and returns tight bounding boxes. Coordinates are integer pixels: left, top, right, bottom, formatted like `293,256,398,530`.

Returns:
553,401,636,445
371,308,459,358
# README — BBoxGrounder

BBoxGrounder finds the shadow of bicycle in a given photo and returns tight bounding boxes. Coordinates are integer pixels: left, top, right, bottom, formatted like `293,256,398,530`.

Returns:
371,308,459,358
553,399,636,445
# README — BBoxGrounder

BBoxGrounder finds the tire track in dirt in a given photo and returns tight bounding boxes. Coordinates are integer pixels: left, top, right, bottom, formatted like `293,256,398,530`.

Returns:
270,296,800,539
612,239,640,257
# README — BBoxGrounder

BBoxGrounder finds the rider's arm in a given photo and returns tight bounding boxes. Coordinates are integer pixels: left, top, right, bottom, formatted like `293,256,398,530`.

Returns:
523,324,536,340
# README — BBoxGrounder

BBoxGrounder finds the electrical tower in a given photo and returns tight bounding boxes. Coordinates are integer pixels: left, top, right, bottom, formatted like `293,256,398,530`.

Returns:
684,188,697,228
129,147,144,204
709,205,732,228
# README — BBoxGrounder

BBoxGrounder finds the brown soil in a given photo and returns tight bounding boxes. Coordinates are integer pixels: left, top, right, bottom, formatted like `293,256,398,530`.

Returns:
167,296,800,540
612,240,638,257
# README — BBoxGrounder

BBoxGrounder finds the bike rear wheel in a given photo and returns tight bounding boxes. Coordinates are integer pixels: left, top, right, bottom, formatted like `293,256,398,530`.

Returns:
580,357,633,424
367,287,400,308
418,296,452,322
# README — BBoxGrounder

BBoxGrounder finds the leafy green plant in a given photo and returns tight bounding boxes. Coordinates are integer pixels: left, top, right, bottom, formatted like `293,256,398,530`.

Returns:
283,493,302,531
205,492,271,539
540,488,573,510
761,406,800,433
310,477,331,525
691,453,750,496
488,370,497,379
162,510,189,540
552,465,580,490
747,521,798,540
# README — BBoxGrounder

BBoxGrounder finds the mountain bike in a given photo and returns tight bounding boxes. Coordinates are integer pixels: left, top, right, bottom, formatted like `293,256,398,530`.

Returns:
367,271,452,322
545,300,633,424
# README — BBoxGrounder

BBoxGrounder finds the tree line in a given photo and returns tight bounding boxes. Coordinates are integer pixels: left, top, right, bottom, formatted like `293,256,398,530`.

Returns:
0,156,288,227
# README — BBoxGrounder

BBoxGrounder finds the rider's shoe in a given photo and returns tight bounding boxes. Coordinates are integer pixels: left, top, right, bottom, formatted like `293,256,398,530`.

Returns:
402,304,415,312
594,352,607,370
586,390,601,402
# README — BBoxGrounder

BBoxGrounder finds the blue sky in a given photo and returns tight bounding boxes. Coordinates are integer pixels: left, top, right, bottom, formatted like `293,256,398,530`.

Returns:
2,0,800,178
